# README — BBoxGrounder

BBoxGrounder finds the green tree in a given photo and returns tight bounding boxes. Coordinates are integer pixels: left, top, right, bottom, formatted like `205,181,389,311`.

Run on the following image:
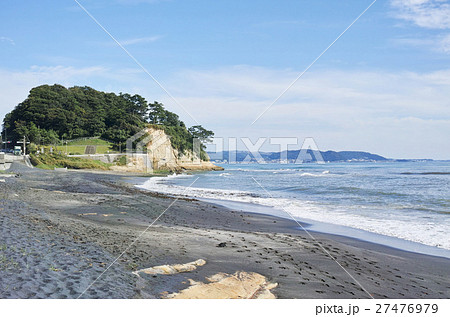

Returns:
148,101,165,124
188,125,214,143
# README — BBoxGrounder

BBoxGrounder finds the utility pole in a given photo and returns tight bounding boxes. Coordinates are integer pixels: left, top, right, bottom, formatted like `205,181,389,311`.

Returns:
23,135,26,155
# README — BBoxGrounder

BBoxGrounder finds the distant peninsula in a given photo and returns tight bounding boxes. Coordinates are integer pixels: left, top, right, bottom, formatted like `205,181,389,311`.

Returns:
208,150,390,163
208,150,436,163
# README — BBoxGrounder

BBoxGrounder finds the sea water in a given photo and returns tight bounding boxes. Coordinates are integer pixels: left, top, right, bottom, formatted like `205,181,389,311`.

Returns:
137,161,450,257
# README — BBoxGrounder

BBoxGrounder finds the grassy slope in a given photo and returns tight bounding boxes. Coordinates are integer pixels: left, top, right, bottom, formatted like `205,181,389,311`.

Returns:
30,153,112,170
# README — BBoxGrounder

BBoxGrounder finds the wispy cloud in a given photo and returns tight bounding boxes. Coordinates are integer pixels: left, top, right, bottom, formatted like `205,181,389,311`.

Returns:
391,33,450,53
168,66,450,121
161,65,450,159
2,64,449,158
390,0,450,53
119,35,162,46
439,33,450,52
391,37,434,47
253,20,305,28
391,0,450,29
0,36,15,45
115,0,169,5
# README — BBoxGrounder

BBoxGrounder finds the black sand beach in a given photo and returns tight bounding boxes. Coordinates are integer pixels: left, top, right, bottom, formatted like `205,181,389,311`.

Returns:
1,163,449,299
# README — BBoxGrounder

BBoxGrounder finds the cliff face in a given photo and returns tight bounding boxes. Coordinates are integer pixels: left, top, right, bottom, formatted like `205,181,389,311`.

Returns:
112,127,223,173
148,127,223,171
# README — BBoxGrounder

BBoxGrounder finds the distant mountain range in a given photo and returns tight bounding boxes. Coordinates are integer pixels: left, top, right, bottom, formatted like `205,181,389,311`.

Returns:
207,150,390,163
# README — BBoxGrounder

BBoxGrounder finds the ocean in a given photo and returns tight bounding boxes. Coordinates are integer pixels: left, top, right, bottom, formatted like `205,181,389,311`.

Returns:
136,161,450,258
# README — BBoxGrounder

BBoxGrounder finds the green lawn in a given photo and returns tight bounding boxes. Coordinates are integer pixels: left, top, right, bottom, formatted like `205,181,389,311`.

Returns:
65,145,116,155
43,138,118,155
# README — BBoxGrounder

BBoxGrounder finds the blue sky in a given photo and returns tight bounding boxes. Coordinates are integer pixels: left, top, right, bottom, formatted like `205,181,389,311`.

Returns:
1,0,450,158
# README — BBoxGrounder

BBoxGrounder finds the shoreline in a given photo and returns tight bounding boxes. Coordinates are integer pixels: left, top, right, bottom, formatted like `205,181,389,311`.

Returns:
200,198,450,260
132,175,450,260
1,163,449,298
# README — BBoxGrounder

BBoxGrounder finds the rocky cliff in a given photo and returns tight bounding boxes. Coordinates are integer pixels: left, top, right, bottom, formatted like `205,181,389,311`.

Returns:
111,127,223,173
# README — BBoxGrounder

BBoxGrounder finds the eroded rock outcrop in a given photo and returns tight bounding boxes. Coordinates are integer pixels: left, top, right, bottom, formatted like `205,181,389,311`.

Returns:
111,127,223,173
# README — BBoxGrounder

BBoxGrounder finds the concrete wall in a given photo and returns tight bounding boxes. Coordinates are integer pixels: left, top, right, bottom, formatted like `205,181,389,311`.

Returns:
67,154,125,164
68,153,149,165
69,153,152,172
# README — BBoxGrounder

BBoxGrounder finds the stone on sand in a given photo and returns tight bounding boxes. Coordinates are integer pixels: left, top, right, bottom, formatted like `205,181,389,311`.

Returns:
166,271,278,299
133,259,206,276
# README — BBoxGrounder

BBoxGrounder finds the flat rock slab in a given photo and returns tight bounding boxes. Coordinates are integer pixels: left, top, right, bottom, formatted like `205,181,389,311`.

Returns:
133,259,206,276
166,271,277,299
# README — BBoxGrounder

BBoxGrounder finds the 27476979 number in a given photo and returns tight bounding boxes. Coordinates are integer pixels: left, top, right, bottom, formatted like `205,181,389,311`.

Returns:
376,303,438,314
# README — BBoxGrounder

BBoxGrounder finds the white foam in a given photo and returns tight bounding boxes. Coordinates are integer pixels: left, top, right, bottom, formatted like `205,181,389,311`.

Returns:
299,172,322,177
137,176,450,250
137,175,251,198
227,168,297,173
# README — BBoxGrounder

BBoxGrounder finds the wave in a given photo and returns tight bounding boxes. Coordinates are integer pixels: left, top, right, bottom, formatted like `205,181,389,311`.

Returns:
401,172,450,175
299,170,332,177
137,176,255,199
136,176,450,250
299,172,322,177
226,168,299,173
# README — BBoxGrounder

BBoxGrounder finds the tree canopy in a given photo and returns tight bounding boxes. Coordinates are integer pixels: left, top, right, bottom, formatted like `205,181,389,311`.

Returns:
2,84,213,158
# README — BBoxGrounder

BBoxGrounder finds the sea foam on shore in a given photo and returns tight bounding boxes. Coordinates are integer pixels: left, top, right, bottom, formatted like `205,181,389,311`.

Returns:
136,162,450,255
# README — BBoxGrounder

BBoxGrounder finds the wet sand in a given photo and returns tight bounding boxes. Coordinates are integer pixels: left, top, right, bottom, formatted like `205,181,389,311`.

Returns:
0,163,449,298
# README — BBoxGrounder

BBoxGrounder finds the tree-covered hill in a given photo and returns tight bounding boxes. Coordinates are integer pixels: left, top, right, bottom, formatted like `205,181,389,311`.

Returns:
2,84,213,157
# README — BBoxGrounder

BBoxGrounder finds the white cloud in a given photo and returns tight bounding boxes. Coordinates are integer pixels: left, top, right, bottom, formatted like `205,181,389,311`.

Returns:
439,33,450,51
391,33,450,53
2,64,449,159
391,36,434,47
391,0,450,29
119,36,162,46
391,0,450,53
0,36,15,45
99,35,162,47
160,66,450,159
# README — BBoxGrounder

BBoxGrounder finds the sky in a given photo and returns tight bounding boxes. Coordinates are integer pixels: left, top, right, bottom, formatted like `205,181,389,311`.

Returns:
1,0,450,159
